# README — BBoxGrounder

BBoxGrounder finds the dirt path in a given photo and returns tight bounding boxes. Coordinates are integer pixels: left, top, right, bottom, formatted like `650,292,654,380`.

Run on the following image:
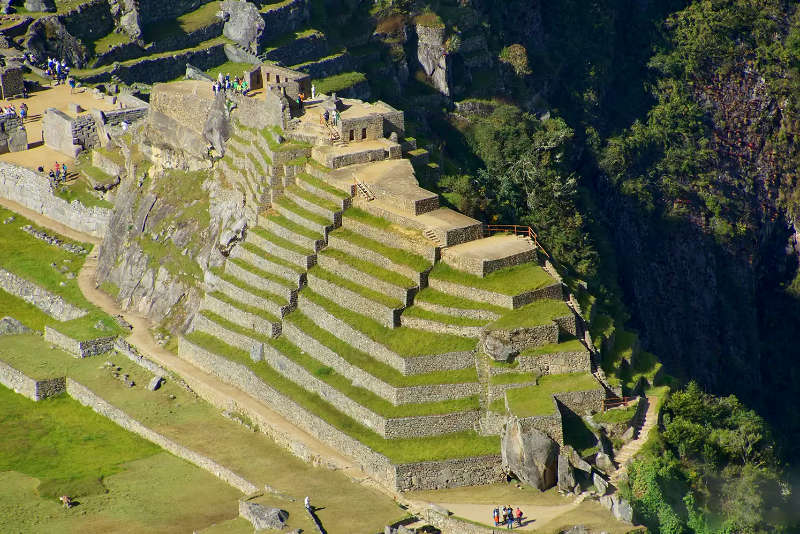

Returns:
436,502,578,531
0,197,101,246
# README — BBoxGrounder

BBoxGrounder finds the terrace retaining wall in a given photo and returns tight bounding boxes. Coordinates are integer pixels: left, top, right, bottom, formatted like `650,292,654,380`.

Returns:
44,326,116,358
0,359,65,401
0,268,87,321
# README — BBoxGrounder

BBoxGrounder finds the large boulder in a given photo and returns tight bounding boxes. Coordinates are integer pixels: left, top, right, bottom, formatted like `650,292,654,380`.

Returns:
24,18,88,68
593,472,608,496
24,0,55,12
416,24,450,97
0,317,32,335
595,452,614,474
239,501,288,531
501,418,558,490
219,0,265,53
203,92,231,158
557,452,576,492
186,63,214,82
564,445,592,474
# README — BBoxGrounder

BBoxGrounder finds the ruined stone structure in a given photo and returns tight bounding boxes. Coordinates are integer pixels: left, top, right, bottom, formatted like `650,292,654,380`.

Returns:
0,66,24,99
0,113,27,154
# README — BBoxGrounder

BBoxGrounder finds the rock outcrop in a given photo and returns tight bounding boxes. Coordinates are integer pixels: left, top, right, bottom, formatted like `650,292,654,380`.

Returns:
239,501,289,531
219,0,264,53
24,18,88,68
416,24,450,97
501,418,557,490
556,452,575,492
24,0,55,12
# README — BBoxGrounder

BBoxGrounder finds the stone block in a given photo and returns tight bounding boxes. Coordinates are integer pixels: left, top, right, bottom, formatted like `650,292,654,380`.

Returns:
148,375,163,391
69,103,84,114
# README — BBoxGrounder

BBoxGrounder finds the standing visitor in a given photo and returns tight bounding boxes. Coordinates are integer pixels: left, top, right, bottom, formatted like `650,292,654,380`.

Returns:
19,102,27,121
515,507,523,527
304,496,310,510
493,507,500,526
311,84,316,99
241,79,249,95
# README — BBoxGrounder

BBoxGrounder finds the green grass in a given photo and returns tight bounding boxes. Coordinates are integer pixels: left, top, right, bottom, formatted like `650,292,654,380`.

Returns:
0,384,160,500
91,31,132,54
99,281,120,299
302,288,476,355
184,331,499,463
414,287,506,314
242,242,305,273
264,213,322,241
210,268,288,306
506,373,601,417
331,228,431,272
53,178,113,210
228,257,294,288
274,196,331,227
287,184,341,212
206,61,254,81
297,172,350,199
314,71,368,94
247,152,265,176
344,206,392,229
487,300,571,330
208,291,279,324
402,306,486,328
250,226,314,256
309,266,404,309
520,337,586,357
429,262,555,296
489,371,537,385
141,1,222,41
488,398,506,413
285,311,478,386
319,248,416,288
593,401,639,424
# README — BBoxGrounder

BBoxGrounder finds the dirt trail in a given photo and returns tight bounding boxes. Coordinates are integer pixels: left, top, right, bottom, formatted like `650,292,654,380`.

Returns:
435,501,579,531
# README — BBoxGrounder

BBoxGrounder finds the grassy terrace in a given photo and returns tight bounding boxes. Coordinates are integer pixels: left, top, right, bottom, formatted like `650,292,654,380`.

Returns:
297,172,350,199
332,228,430,272
315,72,368,94
250,226,314,256
285,312,478,386
91,30,132,55
274,196,331,227
489,371,538,385
308,266,404,309
207,290,279,324
228,257,295,289
319,248,416,288
242,243,305,274
141,1,222,42
505,373,601,417
302,288,476,355
287,184,341,213
343,207,425,240
210,268,288,306
184,331,499,462
429,262,555,296
520,337,586,357
0,207,123,340
593,400,639,425
402,306,486,328
487,299,572,330
206,61,254,81
55,177,113,210
414,288,506,314
263,213,323,241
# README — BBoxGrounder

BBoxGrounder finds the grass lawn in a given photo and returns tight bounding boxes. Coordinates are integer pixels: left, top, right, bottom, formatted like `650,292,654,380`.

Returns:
302,288,476,355
264,213,323,241
430,262,555,296
331,227,431,272
429,262,555,296
342,207,425,240
285,311,478,386
228,257,295,288
487,299,571,330
506,373,601,417
141,1,222,42
242,242,305,274
274,195,331,227
91,30,132,54
210,268,288,306
314,71,367,94
319,248,415,288
206,61,254,81
185,331,499,463
402,305,487,328
414,287,507,314
489,371,537,385
54,177,113,210
520,337,586,357
593,400,639,425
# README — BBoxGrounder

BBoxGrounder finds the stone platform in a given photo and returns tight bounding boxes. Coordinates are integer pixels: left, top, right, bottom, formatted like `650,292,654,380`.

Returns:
443,234,537,277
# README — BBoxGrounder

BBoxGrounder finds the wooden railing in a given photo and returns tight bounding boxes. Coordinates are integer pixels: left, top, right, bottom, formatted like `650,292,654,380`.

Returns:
484,224,549,258
602,396,636,411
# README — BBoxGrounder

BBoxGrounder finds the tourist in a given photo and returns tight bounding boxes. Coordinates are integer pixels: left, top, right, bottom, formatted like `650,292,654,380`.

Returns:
323,110,329,124
493,507,500,526
304,496,310,510
311,84,316,99
61,163,68,182
19,103,27,121
515,507,523,527
217,71,224,85
335,110,341,126
506,504,513,529
48,169,55,185
296,95,303,110
241,80,248,95
68,77,76,94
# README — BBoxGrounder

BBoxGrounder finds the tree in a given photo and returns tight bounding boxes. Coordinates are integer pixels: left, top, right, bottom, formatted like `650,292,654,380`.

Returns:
499,44,533,76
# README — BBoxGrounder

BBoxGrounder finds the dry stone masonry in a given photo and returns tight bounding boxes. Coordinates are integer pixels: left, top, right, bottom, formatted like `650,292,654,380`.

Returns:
0,268,87,320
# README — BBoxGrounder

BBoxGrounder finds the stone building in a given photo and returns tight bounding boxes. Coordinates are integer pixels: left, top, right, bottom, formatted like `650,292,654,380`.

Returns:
245,64,311,101
0,114,27,153
0,67,24,100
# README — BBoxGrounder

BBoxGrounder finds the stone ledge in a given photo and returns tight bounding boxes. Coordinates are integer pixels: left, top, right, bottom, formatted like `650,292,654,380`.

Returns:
400,314,483,338
206,271,292,318
306,272,401,329
261,218,324,253
44,326,116,358
414,299,499,321
341,217,437,264
0,268,87,321
231,245,303,287
326,234,428,286
0,358,65,401
224,259,297,303
428,277,563,310
285,187,341,221
274,201,333,238
201,292,280,338
248,228,318,268
316,252,415,307
295,176,352,209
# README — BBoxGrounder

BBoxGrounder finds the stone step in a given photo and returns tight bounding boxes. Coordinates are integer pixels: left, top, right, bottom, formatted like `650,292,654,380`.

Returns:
285,184,342,222
306,268,403,329
399,313,484,339
316,249,416,307
248,227,317,270
413,299,500,322
232,243,305,286
260,214,325,252
274,196,335,237
201,291,281,337
191,310,262,354
207,270,292,318
225,258,298,302
326,232,430,286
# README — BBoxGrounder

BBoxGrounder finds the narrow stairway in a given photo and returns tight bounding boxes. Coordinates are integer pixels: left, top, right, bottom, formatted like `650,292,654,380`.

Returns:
610,395,660,482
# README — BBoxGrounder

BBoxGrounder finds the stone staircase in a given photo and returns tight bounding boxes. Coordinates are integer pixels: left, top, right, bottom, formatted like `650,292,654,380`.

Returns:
610,395,660,483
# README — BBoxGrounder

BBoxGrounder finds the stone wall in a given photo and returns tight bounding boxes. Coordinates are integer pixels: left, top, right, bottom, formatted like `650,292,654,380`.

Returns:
0,268,87,321
307,273,401,328
326,234,427,286
0,359,65,401
341,216,437,264
71,114,100,150
481,323,560,357
230,89,290,130
150,80,215,136
43,108,80,157
258,0,310,46
428,277,563,310
338,111,383,144
0,113,27,154
114,338,169,377
518,410,564,445
65,378,260,494
415,300,498,321
0,163,111,237
554,388,605,417
425,507,500,534
44,326,116,357
0,67,25,99
103,107,149,127
295,52,353,79
59,0,113,43
395,455,504,492
315,253,411,305
513,348,591,375
261,31,327,66
400,315,484,338
443,247,537,278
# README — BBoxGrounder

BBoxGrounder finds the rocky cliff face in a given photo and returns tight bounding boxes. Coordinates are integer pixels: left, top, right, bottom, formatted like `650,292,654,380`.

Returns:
415,24,451,97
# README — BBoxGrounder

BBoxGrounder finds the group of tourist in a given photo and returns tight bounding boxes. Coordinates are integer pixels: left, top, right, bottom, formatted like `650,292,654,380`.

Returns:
212,73,249,96
48,161,68,187
1,102,27,120
493,505,525,529
45,57,70,86
321,109,341,127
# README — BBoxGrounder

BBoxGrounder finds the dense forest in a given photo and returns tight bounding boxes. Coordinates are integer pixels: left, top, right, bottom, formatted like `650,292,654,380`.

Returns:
317,0,800,530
